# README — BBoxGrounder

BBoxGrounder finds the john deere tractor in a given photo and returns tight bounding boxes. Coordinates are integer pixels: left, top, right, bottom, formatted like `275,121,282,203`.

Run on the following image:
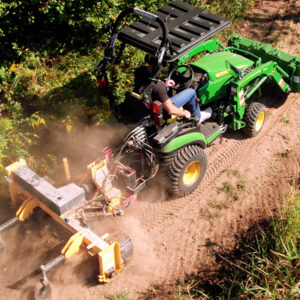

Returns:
1,1,299,289
95,1,300,197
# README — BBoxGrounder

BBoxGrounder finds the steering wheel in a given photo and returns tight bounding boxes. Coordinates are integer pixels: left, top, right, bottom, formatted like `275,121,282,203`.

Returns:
168,64,195,91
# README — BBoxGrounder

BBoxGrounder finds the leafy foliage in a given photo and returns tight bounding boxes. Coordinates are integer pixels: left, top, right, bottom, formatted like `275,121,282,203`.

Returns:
0,0,257,188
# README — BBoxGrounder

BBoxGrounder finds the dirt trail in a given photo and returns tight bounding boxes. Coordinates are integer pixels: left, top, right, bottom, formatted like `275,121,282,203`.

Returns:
0,1,299,299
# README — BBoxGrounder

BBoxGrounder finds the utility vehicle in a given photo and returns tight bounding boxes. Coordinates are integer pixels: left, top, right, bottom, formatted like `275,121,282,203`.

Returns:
95,0,300,196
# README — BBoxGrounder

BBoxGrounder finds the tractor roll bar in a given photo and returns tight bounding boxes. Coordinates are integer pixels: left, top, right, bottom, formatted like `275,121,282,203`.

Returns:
108,7,168,63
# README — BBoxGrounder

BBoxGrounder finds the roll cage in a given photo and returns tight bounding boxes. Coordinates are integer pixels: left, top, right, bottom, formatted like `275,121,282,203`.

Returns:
94,1,231,117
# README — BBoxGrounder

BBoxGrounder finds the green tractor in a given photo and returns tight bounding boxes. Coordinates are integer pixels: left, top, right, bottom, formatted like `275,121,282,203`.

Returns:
1,1,300,289
95,1,300,197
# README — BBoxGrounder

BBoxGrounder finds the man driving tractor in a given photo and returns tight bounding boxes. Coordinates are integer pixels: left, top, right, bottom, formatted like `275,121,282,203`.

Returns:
134,54,212,123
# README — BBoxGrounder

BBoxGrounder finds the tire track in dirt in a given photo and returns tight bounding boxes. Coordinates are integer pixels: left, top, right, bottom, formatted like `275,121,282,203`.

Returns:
139,0,300,233
136,0,300,284
139,94,293,232
154,96,300,284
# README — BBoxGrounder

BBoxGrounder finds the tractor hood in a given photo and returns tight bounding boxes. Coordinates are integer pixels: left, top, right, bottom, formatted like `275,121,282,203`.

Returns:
192,51,254,81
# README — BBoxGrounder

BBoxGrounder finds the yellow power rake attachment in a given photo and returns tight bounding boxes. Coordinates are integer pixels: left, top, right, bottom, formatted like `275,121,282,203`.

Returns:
0,158,134,291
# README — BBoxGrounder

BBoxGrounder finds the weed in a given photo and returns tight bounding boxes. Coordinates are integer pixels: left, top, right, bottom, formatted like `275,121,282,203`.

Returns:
219,181,236,198
272,35,281,44
226,169,240,177
108,292,130,300
280,117,290,124
201,207,219,220
237,177,247,190
169,211,178,217
251,23,260,28
198,258,211,267
208,199,229,210
277,149,291,158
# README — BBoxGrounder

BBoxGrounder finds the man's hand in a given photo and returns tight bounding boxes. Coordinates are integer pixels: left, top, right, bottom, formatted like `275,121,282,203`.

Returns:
162,99,191,120
164,79,175,87
183,110,191,120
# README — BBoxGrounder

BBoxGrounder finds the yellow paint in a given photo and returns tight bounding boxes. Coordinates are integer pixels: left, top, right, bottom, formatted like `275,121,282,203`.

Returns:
183,161,202,186
255,111,265,132
108,195,123,210
130,92,142,99
216,65,248,78
216,68,230,78
63,158,71,183
166,107,183,124
5,159,27,207
62,232,85,259
243,69,261,82
98,242,122,283
16,197,38,221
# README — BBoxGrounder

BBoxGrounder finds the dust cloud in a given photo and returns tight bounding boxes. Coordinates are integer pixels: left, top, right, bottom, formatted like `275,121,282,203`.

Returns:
1,119,168,299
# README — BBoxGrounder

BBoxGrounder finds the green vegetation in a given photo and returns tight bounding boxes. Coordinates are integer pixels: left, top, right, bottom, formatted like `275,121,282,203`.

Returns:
219,181,236,198
219,169,248,200
208,199,230,210
172,185,300,299
281,117,290,124
108,291,130,300
277,149,292,158
0,0,257,190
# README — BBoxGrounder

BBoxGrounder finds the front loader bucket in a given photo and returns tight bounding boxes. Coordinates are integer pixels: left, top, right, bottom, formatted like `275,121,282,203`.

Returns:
228,33,300,93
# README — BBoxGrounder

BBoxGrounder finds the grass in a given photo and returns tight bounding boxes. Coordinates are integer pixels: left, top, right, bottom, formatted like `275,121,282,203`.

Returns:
200,207,219,220
277,149,292,158
222,170,248,198
169,210,178,217
237,177,247,190
281,117,290,124
219,181,236,198
108,292,130,300
226,169,240,177
172,183,300,299
208,199,229,210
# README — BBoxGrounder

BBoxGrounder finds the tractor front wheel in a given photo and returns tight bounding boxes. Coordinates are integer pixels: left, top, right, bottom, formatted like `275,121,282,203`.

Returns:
166,145,207,197
243,102,266,137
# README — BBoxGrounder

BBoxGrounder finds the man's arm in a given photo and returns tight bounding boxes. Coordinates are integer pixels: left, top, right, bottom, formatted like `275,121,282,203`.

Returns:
162,99,191,119
152,81,190,119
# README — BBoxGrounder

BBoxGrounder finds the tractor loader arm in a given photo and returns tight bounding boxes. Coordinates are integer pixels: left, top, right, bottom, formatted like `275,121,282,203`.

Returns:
229,61,291,131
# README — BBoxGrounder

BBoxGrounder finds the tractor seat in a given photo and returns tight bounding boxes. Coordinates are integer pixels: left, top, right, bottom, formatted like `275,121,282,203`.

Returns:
119,92,148,123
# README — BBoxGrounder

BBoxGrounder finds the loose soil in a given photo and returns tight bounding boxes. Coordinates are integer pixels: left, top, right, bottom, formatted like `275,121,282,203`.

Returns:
0,1,299,299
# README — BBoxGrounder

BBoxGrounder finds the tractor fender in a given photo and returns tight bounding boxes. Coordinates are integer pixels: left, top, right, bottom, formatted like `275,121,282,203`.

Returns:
156,132,207,154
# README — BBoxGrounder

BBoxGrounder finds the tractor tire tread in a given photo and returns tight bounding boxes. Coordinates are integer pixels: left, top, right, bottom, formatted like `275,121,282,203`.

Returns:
243,102,266,137
165,145,207,197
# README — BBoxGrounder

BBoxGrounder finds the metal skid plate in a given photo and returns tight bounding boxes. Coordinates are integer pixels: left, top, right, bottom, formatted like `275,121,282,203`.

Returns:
12,165,85,215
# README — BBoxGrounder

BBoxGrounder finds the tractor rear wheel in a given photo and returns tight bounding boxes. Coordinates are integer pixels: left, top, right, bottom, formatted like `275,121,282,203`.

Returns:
166,145,207,197
243,102,266,137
